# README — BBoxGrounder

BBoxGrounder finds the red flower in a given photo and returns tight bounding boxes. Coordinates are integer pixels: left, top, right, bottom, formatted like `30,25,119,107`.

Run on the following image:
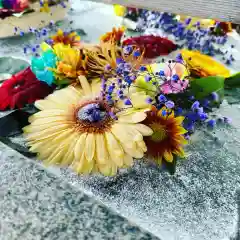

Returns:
0,67,54,110
123,35,177,59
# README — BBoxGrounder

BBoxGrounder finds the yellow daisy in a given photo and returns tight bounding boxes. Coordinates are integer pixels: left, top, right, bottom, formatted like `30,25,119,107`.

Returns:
23,76,153,176
181,49,230,78
142,106,188,165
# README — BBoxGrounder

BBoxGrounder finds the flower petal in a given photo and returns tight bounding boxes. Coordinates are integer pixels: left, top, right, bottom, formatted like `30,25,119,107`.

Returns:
85,133,95,162
118,112,147,123
74,133,87,160
95,134,108,165
163,151,173,162
78,75,92,95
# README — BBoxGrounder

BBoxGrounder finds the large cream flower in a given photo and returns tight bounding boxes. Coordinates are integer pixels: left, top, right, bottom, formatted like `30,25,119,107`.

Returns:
23,76,153,176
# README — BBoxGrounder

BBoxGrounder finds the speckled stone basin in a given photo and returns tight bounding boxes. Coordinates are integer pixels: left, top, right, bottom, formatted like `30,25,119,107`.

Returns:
0,1,240,240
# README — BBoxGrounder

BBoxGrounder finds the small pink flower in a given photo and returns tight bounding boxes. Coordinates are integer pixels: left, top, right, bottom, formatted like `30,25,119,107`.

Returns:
161,79,189,94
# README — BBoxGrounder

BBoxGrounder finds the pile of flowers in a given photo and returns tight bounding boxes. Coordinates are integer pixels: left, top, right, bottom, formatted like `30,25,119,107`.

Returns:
114,5,235,64
0,26,239,176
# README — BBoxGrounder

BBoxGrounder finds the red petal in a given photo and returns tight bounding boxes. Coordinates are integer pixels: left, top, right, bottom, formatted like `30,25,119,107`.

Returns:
0,67,54,110
123,35,177,58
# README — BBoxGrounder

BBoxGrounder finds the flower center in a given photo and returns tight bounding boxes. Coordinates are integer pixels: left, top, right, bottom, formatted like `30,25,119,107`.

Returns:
74,100,114,134
77,103,108,123
149,122,167,142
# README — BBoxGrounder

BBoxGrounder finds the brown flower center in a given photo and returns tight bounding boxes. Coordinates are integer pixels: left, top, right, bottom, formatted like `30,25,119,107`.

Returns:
74,100,114,134
149,122,167,142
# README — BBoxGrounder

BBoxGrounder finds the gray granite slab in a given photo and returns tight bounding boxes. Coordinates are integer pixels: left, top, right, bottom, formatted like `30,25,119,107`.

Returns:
0,142,159,240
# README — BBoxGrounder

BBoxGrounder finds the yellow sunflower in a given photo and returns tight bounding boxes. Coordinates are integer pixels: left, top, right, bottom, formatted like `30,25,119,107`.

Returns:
181,49,230,78
48,43,88,84
51,29,81,47
23,76,153,176
142,106,188,165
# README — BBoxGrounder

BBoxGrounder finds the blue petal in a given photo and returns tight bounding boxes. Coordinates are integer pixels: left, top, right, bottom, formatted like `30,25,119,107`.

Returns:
36,70,54,86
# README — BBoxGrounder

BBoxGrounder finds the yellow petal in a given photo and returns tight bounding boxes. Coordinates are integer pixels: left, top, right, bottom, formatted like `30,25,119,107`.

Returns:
25,124,71,141
175,127,188,135
136,140,147,152
75,152,94,174
105,131,124,159
29,109,66,120
74,133,87,160
130,92,152,109
122,154,133,167
95,134,108,165
91,79,101,96
134,124,153,136
173,147,185,158
117,112,147,123
111,124,136,149
123,144,144,159
85,133,95,162
78,76,92,95
163,151,173,162
174,116,185,125
98,164,112,176
115,124,143,142
34,99,62,111
62,132,79,166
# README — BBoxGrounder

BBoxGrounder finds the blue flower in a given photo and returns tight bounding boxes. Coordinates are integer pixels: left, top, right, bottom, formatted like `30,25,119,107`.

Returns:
191,101,200,110
165,100,175,109
207,119,216,128
158,94,167,103
31,49,57,86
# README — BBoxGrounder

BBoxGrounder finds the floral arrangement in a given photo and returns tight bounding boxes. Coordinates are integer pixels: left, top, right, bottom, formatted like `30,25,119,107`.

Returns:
0,25,239,176
114,5,236,64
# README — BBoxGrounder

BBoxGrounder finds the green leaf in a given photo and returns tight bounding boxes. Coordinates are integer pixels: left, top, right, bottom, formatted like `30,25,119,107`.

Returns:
225,72,240,88
189,76,225,99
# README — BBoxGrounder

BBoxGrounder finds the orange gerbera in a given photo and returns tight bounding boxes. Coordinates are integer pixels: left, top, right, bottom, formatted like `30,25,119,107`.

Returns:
142,107,188,165
51,29,81,47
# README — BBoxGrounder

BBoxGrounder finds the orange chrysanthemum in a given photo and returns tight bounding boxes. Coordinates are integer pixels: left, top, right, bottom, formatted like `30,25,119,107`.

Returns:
51,29,81,47
101,27,125,45
142,107,188,165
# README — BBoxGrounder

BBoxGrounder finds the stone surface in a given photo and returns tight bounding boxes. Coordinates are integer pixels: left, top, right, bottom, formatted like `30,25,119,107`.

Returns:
0,142,159,240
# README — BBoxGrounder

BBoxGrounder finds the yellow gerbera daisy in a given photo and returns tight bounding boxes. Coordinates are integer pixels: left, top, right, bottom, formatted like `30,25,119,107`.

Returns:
181,49,230,78
142,106,188,165
23,76,153,176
